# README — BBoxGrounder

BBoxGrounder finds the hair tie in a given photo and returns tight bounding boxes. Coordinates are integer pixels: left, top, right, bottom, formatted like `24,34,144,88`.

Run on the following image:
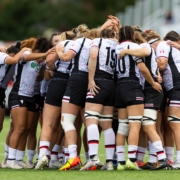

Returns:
145,30,150,33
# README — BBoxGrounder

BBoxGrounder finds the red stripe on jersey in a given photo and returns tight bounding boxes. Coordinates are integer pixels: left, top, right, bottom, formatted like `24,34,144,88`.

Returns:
69,49,77,54
4,56,8,64
156,56,168,59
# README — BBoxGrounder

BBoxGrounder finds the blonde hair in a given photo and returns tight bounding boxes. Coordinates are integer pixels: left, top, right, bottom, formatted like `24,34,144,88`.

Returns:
20,38,37,49
142,30,161,42
59,31,76,42
134,31,146,44
86,28,100,39
76,24,89,39
132,25,142,33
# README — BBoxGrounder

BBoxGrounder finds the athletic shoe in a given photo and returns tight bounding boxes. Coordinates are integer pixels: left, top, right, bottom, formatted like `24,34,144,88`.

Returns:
101,161,114,170
6,160,23,169
49,160,63,169
168,160,173,165
34,154,48,170
140,162,156,170
59,157,64,164
16,160,33,169
26,162,34,169
59,156,81,171
171,161,180,170
117,163,126,170
80,161,96,170
150,159,169,170
1,159,8,168
80,155,103,171
126,159,140,170
136,161,146,167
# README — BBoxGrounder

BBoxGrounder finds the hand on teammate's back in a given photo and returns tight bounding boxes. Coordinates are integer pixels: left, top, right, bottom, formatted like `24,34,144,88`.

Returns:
46,47,56,56
56,44,64,53
0,46,7,52
166,40,180,50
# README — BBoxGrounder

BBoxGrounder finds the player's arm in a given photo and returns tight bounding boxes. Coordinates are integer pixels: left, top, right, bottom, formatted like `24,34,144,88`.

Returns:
156,57,168,71
5,48,30,64
137,61,162,93
88,46,99,94
156,41,169,71
23,47,55,62
56,44,75,62
166,40,180,50
119,48,150,59
46,52,59,72
0,46,7,52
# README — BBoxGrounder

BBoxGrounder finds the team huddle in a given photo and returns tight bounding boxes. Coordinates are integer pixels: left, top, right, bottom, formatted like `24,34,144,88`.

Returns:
1,15,180,171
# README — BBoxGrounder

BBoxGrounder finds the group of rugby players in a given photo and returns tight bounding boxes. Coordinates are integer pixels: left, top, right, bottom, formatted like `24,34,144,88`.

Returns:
0,15,180,171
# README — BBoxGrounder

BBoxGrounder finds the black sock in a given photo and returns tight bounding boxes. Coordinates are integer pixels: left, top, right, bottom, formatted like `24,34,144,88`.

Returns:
119,161,126,165
106,159,112,163
129,158,136,162
90,155,96,159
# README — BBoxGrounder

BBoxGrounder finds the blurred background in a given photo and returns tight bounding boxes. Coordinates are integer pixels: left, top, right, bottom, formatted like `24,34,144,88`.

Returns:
0,0,180,44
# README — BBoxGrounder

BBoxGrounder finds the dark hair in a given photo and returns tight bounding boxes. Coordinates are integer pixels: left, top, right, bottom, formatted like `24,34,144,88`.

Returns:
100,29,116,39
164,31,180,41
119,26,134,43
6,42,21,54
49,32,61,43
33,37,52,53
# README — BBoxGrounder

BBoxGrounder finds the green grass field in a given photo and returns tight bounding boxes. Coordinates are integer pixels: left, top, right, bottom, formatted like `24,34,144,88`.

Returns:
0,116,180,180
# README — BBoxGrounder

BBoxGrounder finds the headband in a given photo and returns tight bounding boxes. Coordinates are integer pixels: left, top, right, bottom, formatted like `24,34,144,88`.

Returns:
148,38,159,44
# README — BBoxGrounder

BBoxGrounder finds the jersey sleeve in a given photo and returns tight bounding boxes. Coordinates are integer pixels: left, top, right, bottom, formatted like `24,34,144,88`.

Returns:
156,41,170,59
0,52,9,65
90,38,100,48
20,50,31,64
130,43,144,64
140,43,151,55
69,39,82,54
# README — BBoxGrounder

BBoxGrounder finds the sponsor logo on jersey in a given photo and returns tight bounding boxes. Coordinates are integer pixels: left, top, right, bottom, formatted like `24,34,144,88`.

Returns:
31,62,41,71
160,49,164,53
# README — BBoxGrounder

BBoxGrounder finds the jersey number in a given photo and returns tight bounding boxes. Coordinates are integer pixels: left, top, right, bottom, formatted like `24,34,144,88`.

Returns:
117,57,126,74
106,47,116,68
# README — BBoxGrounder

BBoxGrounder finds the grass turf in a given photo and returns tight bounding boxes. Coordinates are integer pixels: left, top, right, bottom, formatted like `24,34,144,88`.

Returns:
0,117,180,180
